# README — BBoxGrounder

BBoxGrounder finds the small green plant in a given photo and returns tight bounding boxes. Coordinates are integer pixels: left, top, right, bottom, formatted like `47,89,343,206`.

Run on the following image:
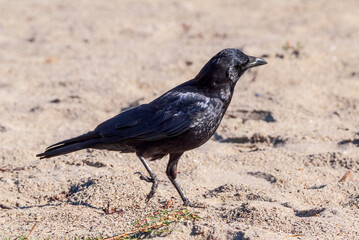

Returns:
282,41,303,57
104,209,201,240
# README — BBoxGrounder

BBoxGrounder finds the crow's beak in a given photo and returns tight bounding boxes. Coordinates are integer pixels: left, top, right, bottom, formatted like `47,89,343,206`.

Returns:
245,56,267,70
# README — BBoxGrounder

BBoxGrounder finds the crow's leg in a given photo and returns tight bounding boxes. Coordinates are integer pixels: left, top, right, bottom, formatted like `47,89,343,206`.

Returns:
167,152,192,206
134,172,154,183
135,154,158,201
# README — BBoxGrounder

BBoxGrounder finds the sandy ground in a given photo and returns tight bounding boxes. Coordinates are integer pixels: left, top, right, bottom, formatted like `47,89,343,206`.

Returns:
0,0,359,239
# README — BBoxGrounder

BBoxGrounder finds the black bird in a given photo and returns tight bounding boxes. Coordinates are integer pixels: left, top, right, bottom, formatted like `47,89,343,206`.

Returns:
37,48,267,206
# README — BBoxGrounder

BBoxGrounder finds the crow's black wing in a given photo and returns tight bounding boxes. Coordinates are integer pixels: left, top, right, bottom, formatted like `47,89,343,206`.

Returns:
134,110,192,141
96,106,192,143
95,90,206,143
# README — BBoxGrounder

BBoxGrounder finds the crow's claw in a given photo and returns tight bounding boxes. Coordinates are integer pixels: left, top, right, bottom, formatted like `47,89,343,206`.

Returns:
134,172,155,183
134,171,158,202
145,180,158,202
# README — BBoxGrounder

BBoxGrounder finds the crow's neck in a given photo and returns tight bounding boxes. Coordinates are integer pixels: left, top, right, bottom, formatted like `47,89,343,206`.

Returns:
193,76,234,104
195,86,233,108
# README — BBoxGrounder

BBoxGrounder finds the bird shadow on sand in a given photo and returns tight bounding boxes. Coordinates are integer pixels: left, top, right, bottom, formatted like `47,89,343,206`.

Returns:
338,134,359,147
226,109,276,123
15,201,101,211
15,179,102,211
213,133,287,147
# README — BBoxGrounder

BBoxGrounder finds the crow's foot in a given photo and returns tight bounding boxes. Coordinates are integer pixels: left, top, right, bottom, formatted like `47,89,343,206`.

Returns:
134,171,155,183
134,172,158,202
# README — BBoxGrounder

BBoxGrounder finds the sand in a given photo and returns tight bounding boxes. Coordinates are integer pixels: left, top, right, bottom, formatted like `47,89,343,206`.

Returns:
0,0,358,239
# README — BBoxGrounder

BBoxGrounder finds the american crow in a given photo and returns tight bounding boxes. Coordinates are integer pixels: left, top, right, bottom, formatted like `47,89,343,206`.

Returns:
37,48,267,206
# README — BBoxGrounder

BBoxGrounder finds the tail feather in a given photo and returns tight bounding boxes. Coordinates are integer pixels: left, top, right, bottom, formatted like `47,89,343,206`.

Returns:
37,131,101,159
45,131,98,150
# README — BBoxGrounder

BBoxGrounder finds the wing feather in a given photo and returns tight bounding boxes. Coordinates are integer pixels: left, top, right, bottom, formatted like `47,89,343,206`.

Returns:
95,91,206,143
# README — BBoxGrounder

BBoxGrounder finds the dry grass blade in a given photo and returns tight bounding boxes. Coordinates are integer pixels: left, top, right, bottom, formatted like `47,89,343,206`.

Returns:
285,234,304,237
339,170,352,182
104,209,201,240
25,222,38,240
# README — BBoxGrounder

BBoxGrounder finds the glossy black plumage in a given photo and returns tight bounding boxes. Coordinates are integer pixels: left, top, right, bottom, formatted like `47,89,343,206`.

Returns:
37,48,267,205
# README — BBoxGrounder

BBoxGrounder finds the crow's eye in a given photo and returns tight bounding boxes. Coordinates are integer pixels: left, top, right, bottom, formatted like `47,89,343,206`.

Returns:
240,56,249,65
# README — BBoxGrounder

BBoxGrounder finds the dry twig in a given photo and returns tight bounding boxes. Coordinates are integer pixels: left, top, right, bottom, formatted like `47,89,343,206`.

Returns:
104,209,200,240
25,222,38,240
339,171,352,182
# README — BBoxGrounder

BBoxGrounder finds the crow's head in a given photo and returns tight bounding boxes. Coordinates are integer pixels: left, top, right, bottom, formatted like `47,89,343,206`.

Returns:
195,48,267,89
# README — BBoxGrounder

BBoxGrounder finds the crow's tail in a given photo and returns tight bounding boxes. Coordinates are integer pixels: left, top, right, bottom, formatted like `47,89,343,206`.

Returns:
36,131,102,159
